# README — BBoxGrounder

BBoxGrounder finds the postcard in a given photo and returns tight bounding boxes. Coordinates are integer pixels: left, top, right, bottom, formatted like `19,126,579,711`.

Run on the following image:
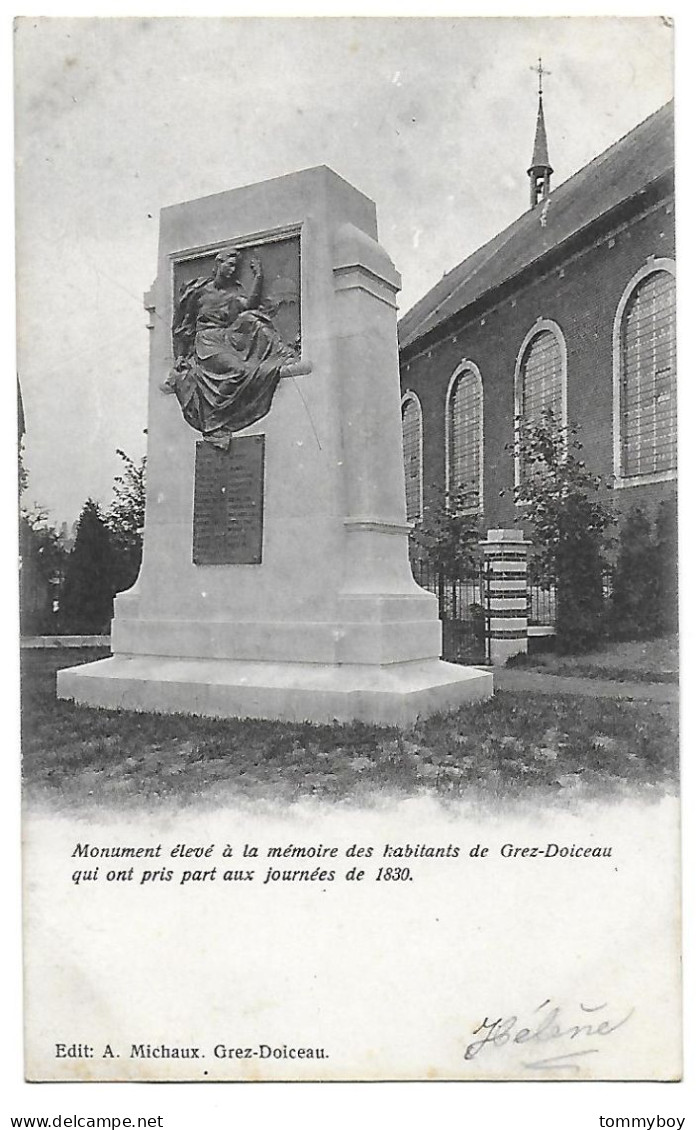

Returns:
15,16,680,1083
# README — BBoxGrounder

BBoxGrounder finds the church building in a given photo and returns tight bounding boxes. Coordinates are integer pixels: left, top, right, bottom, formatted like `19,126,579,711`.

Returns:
399,88,676,536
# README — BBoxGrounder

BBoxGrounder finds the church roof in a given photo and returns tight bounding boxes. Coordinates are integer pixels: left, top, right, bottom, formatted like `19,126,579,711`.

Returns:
399,100,674,352
528,94,552,173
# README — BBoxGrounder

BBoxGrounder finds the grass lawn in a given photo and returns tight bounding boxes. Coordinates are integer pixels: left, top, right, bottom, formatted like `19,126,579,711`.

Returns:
514,635,679,683
21,648,679,811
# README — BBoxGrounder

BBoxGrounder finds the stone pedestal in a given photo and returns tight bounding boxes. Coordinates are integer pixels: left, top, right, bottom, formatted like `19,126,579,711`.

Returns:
480,529,530,665
58,168,492,725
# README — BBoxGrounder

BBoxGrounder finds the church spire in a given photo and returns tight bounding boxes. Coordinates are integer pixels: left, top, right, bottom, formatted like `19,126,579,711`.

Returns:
527,58,553,209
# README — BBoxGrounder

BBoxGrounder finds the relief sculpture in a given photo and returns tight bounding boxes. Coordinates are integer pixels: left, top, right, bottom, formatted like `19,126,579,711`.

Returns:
164,245,301,445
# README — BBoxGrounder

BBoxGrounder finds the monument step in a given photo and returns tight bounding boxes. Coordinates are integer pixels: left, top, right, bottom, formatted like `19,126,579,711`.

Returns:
57,655,493,727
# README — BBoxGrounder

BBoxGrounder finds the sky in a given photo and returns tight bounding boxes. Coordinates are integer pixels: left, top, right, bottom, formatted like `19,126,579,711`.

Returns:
14,16,673,525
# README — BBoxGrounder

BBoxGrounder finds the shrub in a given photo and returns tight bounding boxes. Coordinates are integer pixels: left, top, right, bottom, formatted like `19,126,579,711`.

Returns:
513,411,613,654
105,449,146,594
409,487,482,618
610,502,678,640
655,497,678,634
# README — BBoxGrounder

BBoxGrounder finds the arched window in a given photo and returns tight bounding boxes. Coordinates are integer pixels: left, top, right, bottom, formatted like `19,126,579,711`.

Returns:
446,363,483,512
614,264,676,483
514,320,567,483
401,392,423,522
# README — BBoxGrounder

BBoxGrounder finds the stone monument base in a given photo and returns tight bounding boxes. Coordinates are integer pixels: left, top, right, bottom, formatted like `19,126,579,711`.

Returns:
57,656,492,727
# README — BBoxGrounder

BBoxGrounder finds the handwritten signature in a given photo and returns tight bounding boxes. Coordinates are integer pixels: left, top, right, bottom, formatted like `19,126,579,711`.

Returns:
464,999,634,1070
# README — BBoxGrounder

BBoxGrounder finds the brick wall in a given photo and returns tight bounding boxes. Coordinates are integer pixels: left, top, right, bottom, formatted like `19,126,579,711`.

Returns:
400,195,676,532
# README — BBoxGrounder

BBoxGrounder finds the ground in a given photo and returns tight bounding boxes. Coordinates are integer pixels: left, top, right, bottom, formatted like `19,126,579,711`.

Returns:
21,647,678,811
517,635,678,683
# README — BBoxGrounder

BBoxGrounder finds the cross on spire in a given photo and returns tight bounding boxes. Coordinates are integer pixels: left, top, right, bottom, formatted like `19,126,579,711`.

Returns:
527,58,553,209
531,56,551,98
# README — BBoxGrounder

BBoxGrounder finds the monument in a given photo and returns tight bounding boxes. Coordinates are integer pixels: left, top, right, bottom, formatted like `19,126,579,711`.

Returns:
57,168,493,724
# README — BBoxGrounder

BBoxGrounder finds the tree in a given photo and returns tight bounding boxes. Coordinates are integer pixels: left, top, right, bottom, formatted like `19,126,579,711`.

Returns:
60,500,115,633
18,436,28,498
19,506,69,634
410,487,481,619
105,449,146,594
18,380,28,497
18,420,69,632
513,411,613,654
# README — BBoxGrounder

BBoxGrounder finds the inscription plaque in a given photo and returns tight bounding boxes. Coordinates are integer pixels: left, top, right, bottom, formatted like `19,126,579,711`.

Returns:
192,436,265,565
